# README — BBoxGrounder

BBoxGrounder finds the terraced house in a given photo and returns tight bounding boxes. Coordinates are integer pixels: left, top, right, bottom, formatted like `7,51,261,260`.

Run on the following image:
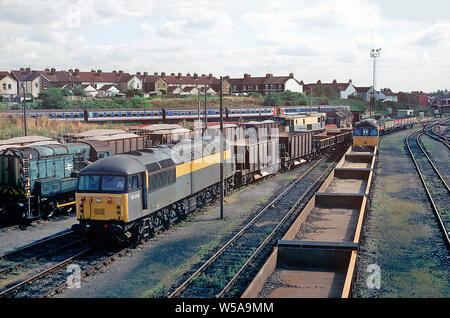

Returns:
0,72,17,101
11,68,44,98
228,73,303,96
303,79,357,99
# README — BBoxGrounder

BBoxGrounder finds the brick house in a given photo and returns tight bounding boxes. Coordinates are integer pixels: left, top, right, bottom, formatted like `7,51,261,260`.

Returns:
303,79,357,99
227,73,303,96
0,72,18,101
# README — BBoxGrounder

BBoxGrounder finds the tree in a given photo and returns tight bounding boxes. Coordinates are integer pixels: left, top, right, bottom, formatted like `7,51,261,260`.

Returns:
72,85,86,97
38,88,66,109
280,90,308,105
263,92,282,106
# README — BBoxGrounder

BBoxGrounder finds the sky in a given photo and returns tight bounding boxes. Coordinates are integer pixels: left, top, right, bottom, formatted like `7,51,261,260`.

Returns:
0,0,449,92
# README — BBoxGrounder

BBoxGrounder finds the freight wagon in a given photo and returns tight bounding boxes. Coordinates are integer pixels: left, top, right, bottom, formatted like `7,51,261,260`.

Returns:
279,132,313,170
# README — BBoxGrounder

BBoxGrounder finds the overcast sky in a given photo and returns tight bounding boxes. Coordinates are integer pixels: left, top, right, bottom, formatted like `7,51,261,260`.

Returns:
0,0,449,92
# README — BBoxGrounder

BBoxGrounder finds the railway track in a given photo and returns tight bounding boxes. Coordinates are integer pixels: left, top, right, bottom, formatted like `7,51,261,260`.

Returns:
406,129,450,247
425,119,450,150
168,148,346,298
0,230,82,278
0,230,101,298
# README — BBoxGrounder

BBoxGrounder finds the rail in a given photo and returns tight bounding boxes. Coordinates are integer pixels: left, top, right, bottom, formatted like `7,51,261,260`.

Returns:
405,128,450,247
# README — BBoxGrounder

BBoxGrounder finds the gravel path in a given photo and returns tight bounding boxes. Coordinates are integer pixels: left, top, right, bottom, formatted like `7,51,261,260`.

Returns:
353,129,449,298
0,215,76,256
56,164,316,298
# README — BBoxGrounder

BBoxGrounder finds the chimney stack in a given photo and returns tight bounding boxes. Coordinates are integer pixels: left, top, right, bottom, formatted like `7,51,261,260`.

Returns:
97,69,102,76
265,73,273,78
177,73,182,79
186,72,191,77
332,79,337,85
74,69,79,76
161,72,166,78
289,73,294,78
136,72,141,76
208,73,212,79
144,72,148,76
118,70,123,76
244,73,250,79
154,72,158,76
51,67,56,74
171,73,175,76
193,73,198,79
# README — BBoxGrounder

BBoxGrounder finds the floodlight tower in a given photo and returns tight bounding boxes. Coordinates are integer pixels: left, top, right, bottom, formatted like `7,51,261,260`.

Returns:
370,47,381,117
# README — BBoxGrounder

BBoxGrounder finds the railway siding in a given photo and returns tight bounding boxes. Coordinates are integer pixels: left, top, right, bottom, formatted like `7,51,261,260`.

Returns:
242,146,377,298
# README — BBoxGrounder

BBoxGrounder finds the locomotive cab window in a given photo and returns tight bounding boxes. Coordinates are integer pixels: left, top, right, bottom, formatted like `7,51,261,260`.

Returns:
78,175,100,192
128,174,142,191
101,175,126,192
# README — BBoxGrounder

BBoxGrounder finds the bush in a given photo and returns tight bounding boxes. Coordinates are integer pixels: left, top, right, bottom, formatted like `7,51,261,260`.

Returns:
38,88,67,109
263,92,282,106
248,92,262,98
280,90,308,105
72,85,86,97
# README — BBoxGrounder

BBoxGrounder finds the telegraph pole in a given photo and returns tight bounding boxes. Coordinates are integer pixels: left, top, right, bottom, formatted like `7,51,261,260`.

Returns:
219,77,224,220
203,84,208,131
22,82,27,136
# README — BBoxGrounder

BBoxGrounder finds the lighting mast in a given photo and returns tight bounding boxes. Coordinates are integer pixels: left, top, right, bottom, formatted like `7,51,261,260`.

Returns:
370,47,381,118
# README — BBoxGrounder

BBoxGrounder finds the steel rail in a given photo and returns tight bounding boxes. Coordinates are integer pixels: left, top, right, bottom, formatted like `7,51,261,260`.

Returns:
425,118,450,150
216,154,340,298
41,246,130,298
168,150,343,298
0,238,85,277
0,243,96,298
0,229,73,260
417,133,450,191
405,130,450,247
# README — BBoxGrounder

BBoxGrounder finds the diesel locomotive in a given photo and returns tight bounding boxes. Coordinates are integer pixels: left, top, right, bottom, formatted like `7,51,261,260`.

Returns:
0,142,112,221
73,138,235,241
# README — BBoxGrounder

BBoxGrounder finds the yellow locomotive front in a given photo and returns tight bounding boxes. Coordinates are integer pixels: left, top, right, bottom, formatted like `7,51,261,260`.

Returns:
353,118,379,147
73,155,148,236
